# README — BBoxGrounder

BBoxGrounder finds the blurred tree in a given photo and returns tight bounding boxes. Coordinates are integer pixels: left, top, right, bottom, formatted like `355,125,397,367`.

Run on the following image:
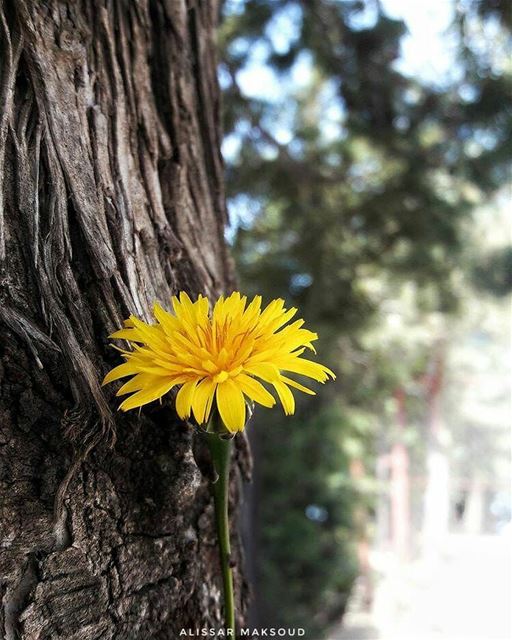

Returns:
472,245,512,296
219,0,511,635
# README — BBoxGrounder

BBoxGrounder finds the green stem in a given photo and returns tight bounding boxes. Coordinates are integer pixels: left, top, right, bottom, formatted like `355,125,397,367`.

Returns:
205,432,235,636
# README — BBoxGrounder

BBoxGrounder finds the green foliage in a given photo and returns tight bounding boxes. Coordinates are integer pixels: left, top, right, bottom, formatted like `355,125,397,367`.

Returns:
254,403,360,636
220,0,511,635
472,246,512,296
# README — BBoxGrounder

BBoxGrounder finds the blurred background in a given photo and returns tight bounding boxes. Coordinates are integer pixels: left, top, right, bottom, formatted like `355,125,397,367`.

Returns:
218,1,511,638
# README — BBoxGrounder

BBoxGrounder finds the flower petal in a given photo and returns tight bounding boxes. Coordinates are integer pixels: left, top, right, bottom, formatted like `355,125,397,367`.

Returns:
236,373,276,408
274,357,336,382
116,373,158,396
280,375,316,396
273,380,295,415
153,302,179,335
176,379,199,419
192,377,216,424
119,377,177,412
109,328,145,342
244,362,280,383
216,379,246,432
102,361,140,385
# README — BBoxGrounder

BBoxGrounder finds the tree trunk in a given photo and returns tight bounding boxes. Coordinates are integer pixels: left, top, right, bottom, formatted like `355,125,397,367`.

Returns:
0,1,248,638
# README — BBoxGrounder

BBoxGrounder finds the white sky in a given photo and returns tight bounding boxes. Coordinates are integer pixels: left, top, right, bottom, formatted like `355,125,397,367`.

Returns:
382,0,458,82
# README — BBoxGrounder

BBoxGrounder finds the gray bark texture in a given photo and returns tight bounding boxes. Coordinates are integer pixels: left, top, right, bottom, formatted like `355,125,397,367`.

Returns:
0,1,250,638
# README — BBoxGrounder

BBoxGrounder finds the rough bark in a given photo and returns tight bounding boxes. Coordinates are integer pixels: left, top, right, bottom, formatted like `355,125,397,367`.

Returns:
0,1,249,638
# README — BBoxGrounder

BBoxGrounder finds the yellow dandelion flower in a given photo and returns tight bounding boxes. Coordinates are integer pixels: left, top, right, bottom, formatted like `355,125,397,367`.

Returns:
102,292,335,432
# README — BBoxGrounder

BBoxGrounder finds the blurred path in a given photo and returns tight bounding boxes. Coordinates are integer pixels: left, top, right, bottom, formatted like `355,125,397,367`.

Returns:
329,533,511,640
